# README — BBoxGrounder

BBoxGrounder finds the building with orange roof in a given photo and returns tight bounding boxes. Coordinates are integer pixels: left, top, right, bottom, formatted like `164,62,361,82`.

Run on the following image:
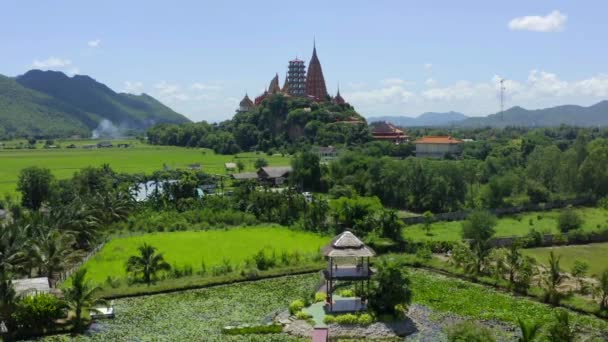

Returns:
415,135,464,158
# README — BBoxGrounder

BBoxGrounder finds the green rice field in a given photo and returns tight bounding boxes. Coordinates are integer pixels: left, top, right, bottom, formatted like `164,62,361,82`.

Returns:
0,139,290,195
402,207,608,242
82,226,329,284
522,242,608,277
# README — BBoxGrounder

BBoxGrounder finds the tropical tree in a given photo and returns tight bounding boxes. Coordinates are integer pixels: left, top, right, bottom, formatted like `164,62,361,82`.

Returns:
548,309,575,342
369,257,412,315
0,273,18,340
236,161,245,172
63,268,106,332
32,228,77,286
597,269,608,311
517,318,542,342
126,243,171,285
542,251,568,305
17,167,55,210
461,211,497,274
422,211,434,236
0,223,28,275
571,260,589,294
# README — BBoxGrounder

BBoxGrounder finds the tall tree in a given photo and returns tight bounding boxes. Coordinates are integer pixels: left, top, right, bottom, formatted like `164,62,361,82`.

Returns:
461,211,497,274
17,167,55,210
542,251,568,305
126,243,171,285
32,228,76,286
369,258,412,315
63,268,106,332
291,151,322,191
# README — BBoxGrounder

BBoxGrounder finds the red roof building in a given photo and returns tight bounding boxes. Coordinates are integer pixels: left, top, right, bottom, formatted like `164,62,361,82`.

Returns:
371,122,408,144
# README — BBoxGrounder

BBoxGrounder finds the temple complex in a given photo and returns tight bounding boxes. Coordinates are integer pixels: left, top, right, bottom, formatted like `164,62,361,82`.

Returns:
242,42,343,111
237,93,254,112
371,122,409,144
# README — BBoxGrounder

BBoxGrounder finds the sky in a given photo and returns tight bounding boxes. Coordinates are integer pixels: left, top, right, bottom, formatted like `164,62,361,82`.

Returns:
1,0,607,122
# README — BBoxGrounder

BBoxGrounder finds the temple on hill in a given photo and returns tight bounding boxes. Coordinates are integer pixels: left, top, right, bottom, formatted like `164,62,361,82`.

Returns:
241,42,344,110
371,122,409,144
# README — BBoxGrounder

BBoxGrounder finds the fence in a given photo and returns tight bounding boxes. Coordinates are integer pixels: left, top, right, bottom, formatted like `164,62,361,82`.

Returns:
55,241,106,285
401,197,593,225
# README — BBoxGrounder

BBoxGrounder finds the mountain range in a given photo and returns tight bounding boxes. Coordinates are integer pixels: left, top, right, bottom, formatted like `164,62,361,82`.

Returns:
0,70,190,139
368,101,608,128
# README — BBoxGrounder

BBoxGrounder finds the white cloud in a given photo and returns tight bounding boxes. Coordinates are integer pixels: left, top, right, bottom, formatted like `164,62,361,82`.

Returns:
346,70,608,117
423,63,433,71
191,82,222,91
154,81,180,95
508,10,567,32
382,78,406,86
32,57,72,68
87,39,101,48
123,81,144,94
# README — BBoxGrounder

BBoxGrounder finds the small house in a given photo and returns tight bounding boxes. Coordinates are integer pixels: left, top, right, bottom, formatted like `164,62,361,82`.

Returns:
318,146,339,160
257,166,292,186
13,277,52,296
231,172,258,181
415,136,464,158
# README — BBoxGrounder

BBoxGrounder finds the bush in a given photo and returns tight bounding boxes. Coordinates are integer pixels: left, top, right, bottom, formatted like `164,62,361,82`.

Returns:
338,289,355,297
446,321,496,342
105,276,121,288
211,258,233,276
335,313,359,324
557,208,583,233
295,311,312,320
314,292,326,303
323,313,374,325
222,323,282,335
357,313,374,325
13,293,67,335
323,315,336,324
289,299,305,315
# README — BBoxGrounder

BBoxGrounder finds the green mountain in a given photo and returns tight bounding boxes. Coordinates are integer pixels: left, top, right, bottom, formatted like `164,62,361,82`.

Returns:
460,101,608,127
0,70,190,138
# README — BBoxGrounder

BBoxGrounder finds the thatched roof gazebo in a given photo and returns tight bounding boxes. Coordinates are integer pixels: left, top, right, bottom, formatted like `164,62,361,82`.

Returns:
321,231,375,313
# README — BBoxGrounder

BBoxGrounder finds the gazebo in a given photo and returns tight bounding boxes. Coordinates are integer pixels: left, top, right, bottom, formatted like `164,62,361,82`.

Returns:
321,231,375,313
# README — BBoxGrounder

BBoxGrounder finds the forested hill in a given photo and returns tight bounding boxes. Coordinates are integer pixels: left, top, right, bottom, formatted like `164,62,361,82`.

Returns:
147,94,371,154
0,70,190,139
460,101,608,127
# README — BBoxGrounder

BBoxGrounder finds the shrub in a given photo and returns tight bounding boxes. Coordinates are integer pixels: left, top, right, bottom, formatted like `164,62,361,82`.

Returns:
446,321,496,342
338,289,355,297
289,299,305,315
357,313,374,325
557,208,583,233
105,276,121,288
295,311,312,320
323,315,336,324
13,293,67,335
415,244,433,261
211,258,233,276
314,292,326,303
335,313,359,324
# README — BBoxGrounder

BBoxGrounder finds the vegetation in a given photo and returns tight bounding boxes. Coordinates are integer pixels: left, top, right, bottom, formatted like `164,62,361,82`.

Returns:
62,268,106,332
522,243,608,276
369,257,412,315
517,318,542,342
461,210,497,274
446,321,496,342
557,208,584,233
125,243,171,285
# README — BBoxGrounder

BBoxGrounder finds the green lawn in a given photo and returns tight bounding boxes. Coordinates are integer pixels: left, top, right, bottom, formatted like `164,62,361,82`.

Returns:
82,226,329,284
522,242,608,277
402,207,608,242
0,139,290,195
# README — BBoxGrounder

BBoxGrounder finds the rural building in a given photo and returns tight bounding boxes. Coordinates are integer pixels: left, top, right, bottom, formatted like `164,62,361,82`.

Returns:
370,122,408,144
13,277,52,297
117,143,130,148
322,231,375,313
97,141,113,148
258,166,292,186
317,146,339,160
415,136,464,158
231,172,258,181
224,162,237,172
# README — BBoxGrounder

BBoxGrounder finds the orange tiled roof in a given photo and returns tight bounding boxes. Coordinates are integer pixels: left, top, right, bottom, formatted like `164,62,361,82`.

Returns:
415,136,463,144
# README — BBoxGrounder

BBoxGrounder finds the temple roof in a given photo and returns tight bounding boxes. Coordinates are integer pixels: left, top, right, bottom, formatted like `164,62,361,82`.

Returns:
239,93,254,107
269,74,281,94
415,136,464,144
371,122,406,135
305,43,328,100
322,231,376,257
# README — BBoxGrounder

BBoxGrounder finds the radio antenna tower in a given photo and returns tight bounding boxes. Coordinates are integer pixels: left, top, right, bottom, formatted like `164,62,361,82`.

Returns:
500,78,506,120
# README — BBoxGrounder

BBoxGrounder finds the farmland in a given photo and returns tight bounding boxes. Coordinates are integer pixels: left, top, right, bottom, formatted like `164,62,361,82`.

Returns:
402,207,608,242
81,226,329,284
522,242,608,276
0,139,290,195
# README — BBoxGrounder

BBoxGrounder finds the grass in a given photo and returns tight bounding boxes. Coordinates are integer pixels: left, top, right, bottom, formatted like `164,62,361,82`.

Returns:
81,225,329,285
522,242,608,277
0,138,290,195
402,207,608,242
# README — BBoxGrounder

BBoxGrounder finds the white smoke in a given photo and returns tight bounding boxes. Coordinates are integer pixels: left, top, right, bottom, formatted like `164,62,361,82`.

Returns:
91,119,124,139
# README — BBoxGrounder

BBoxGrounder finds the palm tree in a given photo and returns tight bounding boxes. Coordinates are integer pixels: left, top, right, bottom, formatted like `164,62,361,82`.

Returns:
32,228,77,286
517,318,542,342
126,244,170,285
598,269,608,311
0,223,28,275
542,251,568,305
63,268,106,333
0,272,18,340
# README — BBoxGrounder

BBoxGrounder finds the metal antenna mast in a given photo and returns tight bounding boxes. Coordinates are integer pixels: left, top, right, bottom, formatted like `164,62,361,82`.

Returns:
500,78,506,120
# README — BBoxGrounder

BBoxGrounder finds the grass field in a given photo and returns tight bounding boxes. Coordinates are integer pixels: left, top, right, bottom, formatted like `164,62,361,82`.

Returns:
522,242,608,277
0,139,290,196
82,226,329,284
402,207,608,242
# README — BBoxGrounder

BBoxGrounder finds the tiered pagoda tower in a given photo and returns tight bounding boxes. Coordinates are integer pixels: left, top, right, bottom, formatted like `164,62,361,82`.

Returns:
305,43,328,101
286,58,306,96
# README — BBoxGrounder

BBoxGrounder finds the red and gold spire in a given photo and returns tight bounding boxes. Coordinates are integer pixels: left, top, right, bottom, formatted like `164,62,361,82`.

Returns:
305,42,328,101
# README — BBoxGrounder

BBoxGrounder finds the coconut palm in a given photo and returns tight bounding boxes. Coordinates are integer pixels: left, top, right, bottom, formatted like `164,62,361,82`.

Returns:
542,251,568,305
63,268,106,332
32,227,77,286
0,223,28,275
0,272,18,340
126,244,170,285
517,318,542,342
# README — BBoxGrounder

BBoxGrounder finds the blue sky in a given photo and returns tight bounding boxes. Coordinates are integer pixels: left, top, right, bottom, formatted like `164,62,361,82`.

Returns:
2,0,607,121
